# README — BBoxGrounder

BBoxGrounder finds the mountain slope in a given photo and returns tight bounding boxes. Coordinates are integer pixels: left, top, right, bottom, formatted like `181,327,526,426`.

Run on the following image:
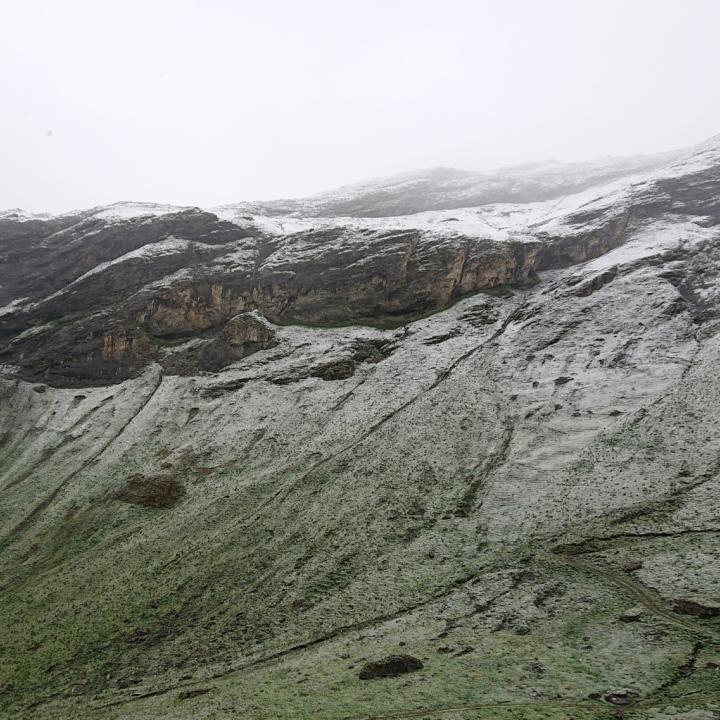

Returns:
1,138,719,720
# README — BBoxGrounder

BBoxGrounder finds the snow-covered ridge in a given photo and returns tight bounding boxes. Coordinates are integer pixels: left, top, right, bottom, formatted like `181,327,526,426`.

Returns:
5,134,717,225
0,208,53,222
210,169,647,244
1,133,717,330
90,201,194,221
68,236,195,284
22,237,204,311
282,135,716,238
210,143,694,220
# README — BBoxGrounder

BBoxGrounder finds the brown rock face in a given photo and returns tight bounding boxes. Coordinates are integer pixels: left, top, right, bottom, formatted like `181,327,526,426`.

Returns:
358,655,424,680
101,334,130,360
101,333,154,362
141,283,248,338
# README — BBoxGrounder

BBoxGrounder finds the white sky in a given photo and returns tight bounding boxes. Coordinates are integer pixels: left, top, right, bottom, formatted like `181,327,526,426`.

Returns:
1,0,719,213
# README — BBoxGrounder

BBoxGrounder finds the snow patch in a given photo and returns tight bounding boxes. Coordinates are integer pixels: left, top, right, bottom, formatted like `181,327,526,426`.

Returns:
92,202,192,221
70,237,194,284
0,297,31,317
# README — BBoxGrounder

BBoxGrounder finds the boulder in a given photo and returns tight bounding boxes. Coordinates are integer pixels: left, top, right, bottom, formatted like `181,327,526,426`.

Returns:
603,688,638,705
358,655,424,680
221,311,277,350
619,606,644,623
188,312,278,372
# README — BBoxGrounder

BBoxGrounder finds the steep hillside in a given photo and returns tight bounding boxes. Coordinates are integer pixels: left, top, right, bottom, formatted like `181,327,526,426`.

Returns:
1,138,719,720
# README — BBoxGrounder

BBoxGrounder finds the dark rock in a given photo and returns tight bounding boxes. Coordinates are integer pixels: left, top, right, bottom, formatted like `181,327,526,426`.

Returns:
672,597,720,618
124,627,150,644
116,474,185,509
358,655,424,680
423,331,460,346
351,338,394,363
454,646,474,657
623,560,642,572
573,267,618,297
460,303,500,327
177,688,212,700
311,359,355,381
603,688,637,705
533,584,564,607
554,376,573,386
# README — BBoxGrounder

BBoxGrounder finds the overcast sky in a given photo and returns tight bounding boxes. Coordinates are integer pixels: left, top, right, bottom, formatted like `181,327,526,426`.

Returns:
2,0,720,213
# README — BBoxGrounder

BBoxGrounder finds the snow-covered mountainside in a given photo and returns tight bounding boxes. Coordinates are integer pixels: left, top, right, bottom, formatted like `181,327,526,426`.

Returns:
1,137,719,720
213,148,684,218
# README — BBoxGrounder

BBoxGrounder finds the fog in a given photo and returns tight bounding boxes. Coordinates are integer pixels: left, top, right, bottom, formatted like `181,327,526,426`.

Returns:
2,0,719,213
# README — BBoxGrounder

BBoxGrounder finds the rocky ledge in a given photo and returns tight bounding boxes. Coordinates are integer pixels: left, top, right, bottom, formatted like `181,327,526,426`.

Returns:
2,136,718,386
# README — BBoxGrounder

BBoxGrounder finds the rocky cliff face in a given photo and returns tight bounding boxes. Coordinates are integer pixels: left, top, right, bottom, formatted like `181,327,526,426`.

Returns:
1,138,719,720
2,141,717,388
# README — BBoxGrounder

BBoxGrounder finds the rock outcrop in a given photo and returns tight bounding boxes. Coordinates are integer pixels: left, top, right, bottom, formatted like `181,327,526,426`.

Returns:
3,138,718,386
673,598,720,618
